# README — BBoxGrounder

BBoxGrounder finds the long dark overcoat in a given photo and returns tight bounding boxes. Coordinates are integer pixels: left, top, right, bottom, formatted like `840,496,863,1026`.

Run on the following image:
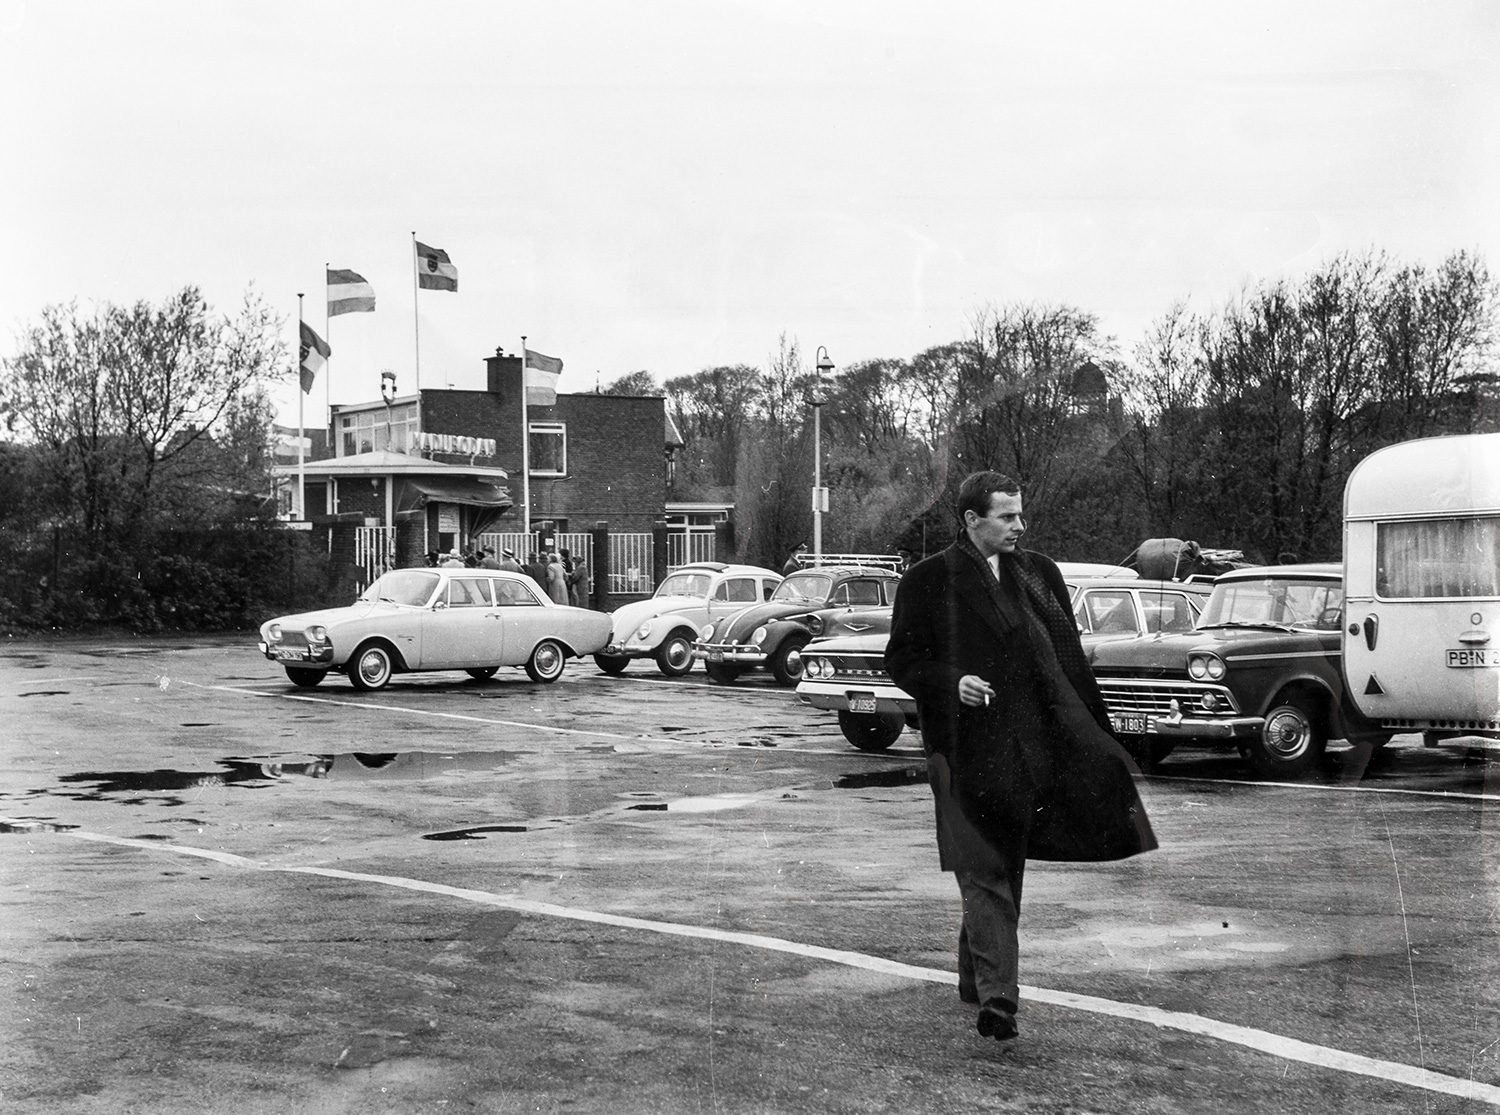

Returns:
885,544,1156,869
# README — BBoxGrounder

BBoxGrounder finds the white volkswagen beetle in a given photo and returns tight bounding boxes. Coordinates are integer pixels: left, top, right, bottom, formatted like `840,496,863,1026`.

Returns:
258,567,612,691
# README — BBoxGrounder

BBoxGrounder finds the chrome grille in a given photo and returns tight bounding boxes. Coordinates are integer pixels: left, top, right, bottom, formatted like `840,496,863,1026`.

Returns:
1096,679,1241,719
807,653,887,682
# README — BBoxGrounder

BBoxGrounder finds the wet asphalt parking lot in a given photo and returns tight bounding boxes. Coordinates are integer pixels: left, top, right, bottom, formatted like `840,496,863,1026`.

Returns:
3,633,1499,1114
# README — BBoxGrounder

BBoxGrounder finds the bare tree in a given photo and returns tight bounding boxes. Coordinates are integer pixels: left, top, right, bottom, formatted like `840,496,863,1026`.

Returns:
0,286,286,542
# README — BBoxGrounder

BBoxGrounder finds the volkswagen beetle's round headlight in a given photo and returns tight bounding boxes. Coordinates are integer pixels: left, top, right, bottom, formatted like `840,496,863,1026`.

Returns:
751,626,769,646
807,615,825,636
267,623,283,643
635,622,653,640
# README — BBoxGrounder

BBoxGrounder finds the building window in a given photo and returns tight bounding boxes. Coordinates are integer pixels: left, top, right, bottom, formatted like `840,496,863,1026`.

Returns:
529,422,566,476
340,403,419,456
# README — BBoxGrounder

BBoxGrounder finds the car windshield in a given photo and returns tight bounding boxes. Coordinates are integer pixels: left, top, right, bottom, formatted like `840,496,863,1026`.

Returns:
773,573,832,604
656,572,712,598
1199,577,1344,631
360,570,439,607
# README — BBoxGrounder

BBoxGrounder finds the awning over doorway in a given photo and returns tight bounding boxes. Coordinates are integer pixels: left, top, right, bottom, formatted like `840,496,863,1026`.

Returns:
397,477,513,537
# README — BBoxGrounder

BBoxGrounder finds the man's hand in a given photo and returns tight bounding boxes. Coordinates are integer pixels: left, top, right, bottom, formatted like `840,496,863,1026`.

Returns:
958,674,995,708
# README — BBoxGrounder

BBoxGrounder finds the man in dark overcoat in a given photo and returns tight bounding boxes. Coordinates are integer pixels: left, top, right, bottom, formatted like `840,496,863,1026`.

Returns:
886,471,1156,1042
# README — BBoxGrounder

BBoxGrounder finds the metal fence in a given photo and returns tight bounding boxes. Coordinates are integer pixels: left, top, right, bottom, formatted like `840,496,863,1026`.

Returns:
608,533,654,594
667,530,716,569
354,526,396,590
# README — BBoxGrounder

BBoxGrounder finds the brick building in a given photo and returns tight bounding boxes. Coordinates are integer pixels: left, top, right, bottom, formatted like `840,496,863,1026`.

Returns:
276,350,689,585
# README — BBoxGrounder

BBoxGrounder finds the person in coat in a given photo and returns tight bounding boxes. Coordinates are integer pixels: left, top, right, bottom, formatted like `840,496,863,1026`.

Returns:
885,470,1156,1043
544,553,569,605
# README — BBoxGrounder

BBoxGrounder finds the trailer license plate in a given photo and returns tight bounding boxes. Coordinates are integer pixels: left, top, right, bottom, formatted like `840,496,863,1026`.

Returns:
1113,715,1149,734
1447,647,1497,668
849,694,877,713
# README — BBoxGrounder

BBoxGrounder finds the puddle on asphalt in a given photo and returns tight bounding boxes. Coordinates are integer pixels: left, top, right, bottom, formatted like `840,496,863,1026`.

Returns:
0,819,80,834
19,690,68,697
422,824,529,841
27,750,524,806
627,803,668,811
835,767,927,790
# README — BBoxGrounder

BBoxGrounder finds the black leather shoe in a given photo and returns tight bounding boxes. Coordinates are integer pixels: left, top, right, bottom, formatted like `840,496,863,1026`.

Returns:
976,1005,1018,1042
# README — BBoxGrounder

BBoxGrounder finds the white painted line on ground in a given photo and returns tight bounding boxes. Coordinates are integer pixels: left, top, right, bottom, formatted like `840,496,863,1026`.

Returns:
55,827,1500,1108
1158,774,1500,804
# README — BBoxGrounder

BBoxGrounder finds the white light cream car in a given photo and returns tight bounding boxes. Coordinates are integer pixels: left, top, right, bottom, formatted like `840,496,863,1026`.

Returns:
594,562,783,676
258,567,612,691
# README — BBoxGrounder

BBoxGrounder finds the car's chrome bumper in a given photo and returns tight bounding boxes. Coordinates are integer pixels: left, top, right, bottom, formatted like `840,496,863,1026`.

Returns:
797,678,916,717
1125,712,1264,739
259,642,335,666
694,642,767,665
603,641,655,658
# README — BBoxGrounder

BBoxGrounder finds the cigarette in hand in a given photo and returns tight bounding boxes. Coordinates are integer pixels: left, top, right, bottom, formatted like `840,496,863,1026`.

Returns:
983,692,991,707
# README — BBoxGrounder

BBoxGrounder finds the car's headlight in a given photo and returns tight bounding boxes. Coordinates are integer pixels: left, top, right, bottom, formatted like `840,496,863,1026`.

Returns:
751,626,769,646
266,624,283,643
807,615,825,637
305,625,327,643
1187,653,1226,681
806,657,826,678
699,623,715,640
635,622,653,640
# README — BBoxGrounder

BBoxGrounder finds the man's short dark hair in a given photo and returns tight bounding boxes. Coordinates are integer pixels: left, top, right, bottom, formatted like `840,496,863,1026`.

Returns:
955,471,1021,525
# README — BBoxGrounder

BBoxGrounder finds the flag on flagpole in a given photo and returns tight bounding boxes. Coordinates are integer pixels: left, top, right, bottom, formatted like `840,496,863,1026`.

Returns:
524,349,563,405
299,321,331,393
327,268,375,315
414,242,458,291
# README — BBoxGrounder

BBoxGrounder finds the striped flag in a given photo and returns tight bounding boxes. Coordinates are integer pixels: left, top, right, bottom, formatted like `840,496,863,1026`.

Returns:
524,349,563,405
299,321,331,394
415,241,457,291
327,268,375,316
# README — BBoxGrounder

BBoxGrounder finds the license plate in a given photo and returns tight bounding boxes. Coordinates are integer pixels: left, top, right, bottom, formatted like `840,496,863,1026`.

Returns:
706,650,724,662
1113,715,1149,734
1446,647,1498,668
274,647,303,662
849,694,877,713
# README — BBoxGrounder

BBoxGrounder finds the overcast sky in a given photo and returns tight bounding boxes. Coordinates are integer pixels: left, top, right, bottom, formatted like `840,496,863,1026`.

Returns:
3,1,1497,428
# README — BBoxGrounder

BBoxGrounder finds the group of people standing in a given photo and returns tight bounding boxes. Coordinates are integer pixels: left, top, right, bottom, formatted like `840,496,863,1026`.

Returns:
423,545,589,608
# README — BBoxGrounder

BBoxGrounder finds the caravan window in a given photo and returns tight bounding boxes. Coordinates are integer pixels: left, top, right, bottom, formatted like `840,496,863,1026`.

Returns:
1376,517,1500,599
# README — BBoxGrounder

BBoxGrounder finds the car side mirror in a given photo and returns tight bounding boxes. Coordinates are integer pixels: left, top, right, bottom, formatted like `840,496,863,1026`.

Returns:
433,600,448,610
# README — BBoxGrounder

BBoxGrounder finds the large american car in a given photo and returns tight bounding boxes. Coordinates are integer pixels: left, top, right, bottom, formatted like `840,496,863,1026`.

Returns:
694,561,903,686
258,567,612,691
797,568,1210,750
1088,563,1390,777
594,562,783,676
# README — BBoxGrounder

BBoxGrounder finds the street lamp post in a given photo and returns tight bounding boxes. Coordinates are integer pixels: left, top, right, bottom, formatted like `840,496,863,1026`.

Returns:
813,346,834,557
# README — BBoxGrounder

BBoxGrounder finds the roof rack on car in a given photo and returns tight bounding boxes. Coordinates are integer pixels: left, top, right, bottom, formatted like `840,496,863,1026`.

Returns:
793,553,904,571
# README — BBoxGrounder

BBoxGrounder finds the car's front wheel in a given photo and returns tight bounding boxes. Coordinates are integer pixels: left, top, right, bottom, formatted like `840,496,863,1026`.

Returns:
525,639,567,683
1246,694,1327,778
838,709,904,752
594,653,629,675
704,661,743,685
769,633,810,687
654,632,694,677
284,667,326,688
348,642,396,692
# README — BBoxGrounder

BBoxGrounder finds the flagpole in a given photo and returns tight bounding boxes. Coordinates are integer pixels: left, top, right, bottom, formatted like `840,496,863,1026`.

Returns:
296,292,306,522
323,263,331,456
411,232,421,393
520,335,532,542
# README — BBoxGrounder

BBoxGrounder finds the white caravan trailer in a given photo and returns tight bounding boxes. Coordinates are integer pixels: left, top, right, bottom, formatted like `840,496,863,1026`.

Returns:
1342,432,1500,743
